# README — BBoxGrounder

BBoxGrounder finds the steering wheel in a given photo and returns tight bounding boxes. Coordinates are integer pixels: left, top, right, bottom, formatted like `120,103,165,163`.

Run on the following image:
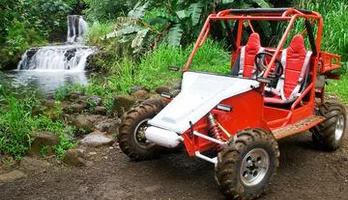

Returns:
254,52,284,83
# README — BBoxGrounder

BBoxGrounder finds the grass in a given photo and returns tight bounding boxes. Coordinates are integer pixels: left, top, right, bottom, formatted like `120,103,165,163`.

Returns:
101,39,230,92
0,89,75,159
296,0,348,61
326,62,348,103
57,39,230,96
85,21,115,46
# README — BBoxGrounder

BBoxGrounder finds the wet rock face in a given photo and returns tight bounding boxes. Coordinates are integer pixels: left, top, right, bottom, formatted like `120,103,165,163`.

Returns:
65,48,77,61
18,48,39,70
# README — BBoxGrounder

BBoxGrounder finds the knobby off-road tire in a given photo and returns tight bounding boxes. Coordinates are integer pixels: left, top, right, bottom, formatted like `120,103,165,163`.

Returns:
312,102,347,151
118,99,165,161
215,128,279,200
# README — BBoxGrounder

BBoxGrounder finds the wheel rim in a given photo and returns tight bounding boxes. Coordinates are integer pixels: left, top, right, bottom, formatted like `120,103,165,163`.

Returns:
335,115,345,141
133,119,155,149
240,148,270,187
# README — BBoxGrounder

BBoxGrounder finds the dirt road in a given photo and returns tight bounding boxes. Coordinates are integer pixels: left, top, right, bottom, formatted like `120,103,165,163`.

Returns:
1,132,348,200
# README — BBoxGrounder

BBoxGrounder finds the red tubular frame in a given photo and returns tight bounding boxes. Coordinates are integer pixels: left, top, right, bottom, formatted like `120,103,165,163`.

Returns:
179,8,339,156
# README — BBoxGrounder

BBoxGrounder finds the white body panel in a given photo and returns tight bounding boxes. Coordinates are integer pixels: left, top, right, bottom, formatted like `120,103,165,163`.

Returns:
148,72,259,133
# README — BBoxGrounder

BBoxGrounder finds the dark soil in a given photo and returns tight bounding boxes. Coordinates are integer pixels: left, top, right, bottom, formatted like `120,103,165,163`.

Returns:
1,132,347,200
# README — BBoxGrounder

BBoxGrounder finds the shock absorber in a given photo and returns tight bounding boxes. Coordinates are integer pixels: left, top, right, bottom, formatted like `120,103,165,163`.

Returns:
208,113,224,148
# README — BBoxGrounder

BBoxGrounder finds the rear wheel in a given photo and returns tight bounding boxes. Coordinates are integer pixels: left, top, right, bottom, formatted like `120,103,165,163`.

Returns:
215,128,279,200
311,102,346,151
117,99,165,161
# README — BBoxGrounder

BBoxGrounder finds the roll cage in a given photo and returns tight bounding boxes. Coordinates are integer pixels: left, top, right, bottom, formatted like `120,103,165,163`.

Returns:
181,7,341,132
184,8,323,75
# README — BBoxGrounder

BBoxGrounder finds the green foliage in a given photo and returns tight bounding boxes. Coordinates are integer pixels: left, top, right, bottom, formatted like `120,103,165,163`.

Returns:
295,0,348,61
85,21,115,45
84,0,137,21
327,62,348,103
82,40,230,93
105,0,272,54
0,89,75,159
0,0,73,69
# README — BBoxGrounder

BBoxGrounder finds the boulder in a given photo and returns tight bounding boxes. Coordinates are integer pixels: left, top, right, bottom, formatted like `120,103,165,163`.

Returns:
0,170,26,183
68,92,81,100
134,90,149,101
20,157,51,171
62,103,86,114
113,95,136,117
94,118,119,133
29,132,59,156
107,119,121,135
155,86,170,94
65,91,84,101
79,131,114,148
129,85,149,94
94,106,107,115
72,114,100,132
64,148,86,167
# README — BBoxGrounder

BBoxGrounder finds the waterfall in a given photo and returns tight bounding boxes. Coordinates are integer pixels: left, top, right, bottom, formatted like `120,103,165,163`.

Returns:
18,15,95,71
67,15,88,44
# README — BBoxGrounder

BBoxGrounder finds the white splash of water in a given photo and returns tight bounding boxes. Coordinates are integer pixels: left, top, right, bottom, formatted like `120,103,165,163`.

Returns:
18,45,95,71
18,15,95,71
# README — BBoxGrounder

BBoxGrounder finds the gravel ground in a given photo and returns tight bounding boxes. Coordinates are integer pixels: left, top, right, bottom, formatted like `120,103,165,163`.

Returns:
1,131,348,200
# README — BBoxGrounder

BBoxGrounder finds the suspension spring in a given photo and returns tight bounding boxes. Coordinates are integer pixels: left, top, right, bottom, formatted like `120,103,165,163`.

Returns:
208,113,224,149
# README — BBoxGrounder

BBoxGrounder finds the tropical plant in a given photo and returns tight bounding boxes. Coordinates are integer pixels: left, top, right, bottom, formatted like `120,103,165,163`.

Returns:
105,0,272,54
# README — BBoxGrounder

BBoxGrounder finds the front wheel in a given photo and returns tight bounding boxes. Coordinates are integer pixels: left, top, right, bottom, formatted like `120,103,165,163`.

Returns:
215,128,279,200
311,102,346,151
117,99,165,161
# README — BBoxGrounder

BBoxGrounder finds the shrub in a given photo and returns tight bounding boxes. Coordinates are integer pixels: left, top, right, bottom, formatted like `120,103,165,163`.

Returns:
0,89,75,159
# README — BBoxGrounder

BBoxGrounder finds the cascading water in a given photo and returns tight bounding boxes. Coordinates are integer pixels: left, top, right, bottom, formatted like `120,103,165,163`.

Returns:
18,46,95,71
18,15,95,71
67,15,88,44
6,15,96,95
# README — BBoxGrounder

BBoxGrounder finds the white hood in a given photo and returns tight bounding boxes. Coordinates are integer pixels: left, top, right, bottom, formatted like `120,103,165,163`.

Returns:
148,72,259,133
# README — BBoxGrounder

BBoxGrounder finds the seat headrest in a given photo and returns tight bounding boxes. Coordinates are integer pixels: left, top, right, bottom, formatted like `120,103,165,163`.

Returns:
246,33,261,50
288,34,305,52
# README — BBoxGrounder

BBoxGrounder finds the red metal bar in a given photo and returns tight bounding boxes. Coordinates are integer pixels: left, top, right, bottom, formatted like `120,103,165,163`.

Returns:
199,24,211,47
247,20,255,33
210,16,292,21
291,83,315,110
183,16,212,71
263,15,297,78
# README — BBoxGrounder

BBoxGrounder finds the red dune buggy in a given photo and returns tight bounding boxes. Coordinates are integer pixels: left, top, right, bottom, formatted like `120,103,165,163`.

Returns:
117,8,345,199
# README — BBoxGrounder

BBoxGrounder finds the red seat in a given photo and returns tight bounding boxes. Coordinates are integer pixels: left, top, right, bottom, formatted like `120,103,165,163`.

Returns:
238,33,264,78
264,34,312,104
